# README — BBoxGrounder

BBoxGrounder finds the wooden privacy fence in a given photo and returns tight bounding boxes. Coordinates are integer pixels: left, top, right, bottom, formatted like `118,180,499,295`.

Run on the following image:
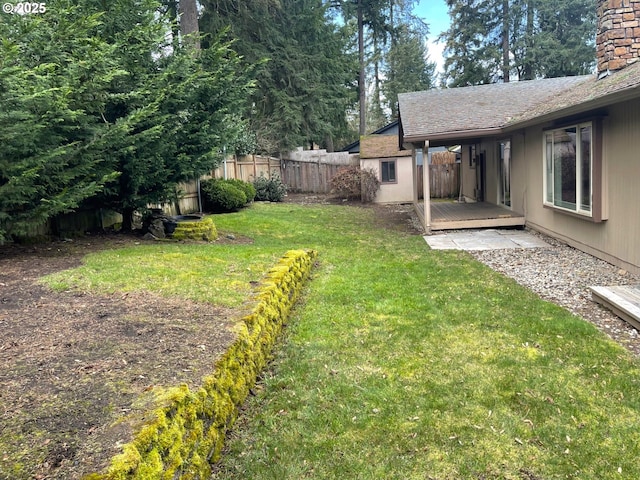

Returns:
417,163,460,199
281,149,359,194
168,151,355,214
160,155,281,216
211,154,281,183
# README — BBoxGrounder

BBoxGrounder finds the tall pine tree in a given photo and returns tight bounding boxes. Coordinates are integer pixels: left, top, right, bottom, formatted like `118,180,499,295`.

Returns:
441,0,596,86
382,24,436,118
200,0,356,153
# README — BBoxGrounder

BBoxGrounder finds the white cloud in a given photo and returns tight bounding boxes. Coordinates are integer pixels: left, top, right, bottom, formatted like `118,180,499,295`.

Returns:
427,38,446,77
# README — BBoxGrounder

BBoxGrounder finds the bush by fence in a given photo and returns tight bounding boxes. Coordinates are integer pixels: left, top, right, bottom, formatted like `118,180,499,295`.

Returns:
329,166,380,203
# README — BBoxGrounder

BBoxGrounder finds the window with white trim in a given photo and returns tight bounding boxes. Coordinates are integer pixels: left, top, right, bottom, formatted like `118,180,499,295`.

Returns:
544,122,592,216
381,160,397,183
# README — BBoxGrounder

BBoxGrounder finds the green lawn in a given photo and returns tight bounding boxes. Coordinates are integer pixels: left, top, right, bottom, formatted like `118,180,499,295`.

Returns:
211,203,640,480
47,202,640,479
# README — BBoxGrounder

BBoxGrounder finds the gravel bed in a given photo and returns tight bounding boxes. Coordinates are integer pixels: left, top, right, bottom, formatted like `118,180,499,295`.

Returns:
469,230,640,357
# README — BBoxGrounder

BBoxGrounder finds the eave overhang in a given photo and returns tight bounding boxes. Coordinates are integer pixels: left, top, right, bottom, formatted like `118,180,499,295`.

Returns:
403,126,505,148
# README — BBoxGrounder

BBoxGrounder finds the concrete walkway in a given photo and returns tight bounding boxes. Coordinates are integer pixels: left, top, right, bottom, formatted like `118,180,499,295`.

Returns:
424,229,550,251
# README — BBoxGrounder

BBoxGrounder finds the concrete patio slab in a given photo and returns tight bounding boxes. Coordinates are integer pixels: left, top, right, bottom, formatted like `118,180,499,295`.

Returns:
424,229,550,251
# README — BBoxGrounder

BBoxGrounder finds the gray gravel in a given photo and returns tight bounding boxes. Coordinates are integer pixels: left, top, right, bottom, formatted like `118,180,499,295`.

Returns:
469,229,640,357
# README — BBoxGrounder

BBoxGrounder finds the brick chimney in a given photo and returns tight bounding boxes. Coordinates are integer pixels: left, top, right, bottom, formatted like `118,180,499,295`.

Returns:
596,0,640,77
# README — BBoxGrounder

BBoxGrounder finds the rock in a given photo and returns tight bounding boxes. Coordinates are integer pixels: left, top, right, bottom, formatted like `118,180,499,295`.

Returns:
148,219,165,239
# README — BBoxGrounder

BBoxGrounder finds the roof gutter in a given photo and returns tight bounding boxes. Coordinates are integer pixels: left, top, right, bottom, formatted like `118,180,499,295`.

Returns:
403,126,505,146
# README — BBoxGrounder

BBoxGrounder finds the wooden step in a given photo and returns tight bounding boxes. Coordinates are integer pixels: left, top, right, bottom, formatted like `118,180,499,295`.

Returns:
590,285,640,331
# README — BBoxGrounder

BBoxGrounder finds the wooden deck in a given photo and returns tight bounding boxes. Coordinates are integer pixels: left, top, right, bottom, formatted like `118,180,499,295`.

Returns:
591,285,640,331
427,201,525,231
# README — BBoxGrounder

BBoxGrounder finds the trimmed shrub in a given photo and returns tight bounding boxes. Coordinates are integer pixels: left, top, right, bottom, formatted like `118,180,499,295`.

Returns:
201,179,247,212
253,173,287,202
226,178,256,203
330,166,380,203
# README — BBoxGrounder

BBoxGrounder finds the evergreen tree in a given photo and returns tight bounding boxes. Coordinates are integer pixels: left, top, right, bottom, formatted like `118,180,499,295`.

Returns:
83,0,253,228
200,0,356,153
336,0,435,132
441,0,596,86
0,0,253,238
441,0,503,86
334,0,390,135
382,24,436,117
527,0,596,78
0,6,120,241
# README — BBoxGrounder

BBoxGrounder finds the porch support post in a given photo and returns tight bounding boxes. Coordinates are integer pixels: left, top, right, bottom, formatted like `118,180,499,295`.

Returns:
412,147,418,205
423,141,431,232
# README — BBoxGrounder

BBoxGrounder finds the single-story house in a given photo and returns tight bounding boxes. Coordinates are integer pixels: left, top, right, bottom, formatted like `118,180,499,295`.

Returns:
398,0,640,275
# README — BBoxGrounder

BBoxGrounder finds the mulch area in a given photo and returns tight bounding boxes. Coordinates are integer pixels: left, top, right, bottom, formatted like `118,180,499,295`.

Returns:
0,235,241,479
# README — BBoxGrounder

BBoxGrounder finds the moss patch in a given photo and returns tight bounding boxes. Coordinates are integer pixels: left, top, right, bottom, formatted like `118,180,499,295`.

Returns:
88,249,317,479
171,217,218,241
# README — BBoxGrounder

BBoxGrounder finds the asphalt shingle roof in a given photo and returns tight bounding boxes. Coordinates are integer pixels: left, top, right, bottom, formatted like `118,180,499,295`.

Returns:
360,135,407,159
398,61,640,144
509,60,640,125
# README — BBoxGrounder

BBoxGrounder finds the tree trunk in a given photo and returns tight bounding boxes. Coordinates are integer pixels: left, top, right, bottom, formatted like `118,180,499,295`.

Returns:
165,0,180,49
523,0,534,80
179,0,201,50
325,135,335,153
122,207,135,232
358,0,366,136
502,0,510,82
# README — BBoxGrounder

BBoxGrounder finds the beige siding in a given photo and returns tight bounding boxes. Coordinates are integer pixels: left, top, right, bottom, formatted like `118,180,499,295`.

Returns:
517,98,640,274
361,156,414,203
510,132,527,215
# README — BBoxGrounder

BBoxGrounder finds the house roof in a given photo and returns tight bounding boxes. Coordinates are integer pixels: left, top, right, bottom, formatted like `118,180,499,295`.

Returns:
339,120,399,153
360,134,408,159
398,61,640,145
508,60,640,126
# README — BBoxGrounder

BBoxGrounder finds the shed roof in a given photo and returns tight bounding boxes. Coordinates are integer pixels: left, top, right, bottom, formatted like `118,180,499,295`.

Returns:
398,61,640,145
360,135,408,159
339,120,400,153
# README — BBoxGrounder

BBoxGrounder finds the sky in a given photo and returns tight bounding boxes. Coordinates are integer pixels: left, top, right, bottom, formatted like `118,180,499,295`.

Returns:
413,0,450,76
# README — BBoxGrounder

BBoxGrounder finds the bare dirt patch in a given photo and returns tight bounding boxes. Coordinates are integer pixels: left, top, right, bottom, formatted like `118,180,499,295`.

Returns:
0,235,242,479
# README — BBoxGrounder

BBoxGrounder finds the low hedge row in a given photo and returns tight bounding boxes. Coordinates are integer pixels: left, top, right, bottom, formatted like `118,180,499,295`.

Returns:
88,249,318,479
